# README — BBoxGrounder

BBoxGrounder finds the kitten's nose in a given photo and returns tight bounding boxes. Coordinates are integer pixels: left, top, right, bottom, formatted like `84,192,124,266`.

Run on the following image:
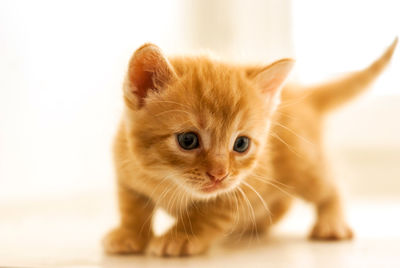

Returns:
206,168,228,182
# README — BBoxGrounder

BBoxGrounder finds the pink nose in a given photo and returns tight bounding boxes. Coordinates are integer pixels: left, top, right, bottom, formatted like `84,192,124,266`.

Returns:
206,169,228,182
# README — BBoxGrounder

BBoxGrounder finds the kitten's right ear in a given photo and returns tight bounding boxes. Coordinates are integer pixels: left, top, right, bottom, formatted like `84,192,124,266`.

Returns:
124,43,176,109
247,58,294,110
249,59,295,96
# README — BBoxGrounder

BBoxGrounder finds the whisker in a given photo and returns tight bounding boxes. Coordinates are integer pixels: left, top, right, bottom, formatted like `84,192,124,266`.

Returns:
231,190,240,232
272,121,314,146
251,175,295,199
164,185,178,215
274,110,298,121
137,174,180,238
185,195,196,239
166,187,179,239
137,180,179,238
251,173,293,190
242,181,272,226
158,182,177,209
237,186,257,238
145,172,179,207
223,191,239,236
270,131,303,158
178,192,190,241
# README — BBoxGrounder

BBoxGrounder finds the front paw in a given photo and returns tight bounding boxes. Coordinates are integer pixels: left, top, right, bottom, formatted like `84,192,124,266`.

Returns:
103,227,150,254
310,217,354,240
148,233,209,257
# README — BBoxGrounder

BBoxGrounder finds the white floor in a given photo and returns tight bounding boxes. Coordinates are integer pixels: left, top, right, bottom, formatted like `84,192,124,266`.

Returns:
1,191,400,268
1,148,400,267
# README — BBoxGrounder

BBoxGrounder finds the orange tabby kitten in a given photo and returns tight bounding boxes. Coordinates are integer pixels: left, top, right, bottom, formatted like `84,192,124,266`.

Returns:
103,39,397,257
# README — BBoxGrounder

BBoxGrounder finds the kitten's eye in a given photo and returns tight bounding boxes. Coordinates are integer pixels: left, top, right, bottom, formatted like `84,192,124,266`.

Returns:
177,132,199,150
233,136,250,153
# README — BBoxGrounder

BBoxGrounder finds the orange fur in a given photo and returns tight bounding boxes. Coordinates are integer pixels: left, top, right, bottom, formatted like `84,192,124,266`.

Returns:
103,39,397,257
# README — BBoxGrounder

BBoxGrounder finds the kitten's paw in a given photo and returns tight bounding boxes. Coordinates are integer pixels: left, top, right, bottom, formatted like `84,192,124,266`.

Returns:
103,227,149,254
148,233,209,257
310,217,354,240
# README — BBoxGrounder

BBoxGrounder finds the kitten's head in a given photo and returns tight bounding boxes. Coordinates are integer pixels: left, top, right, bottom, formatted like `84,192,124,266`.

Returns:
123,44,293,199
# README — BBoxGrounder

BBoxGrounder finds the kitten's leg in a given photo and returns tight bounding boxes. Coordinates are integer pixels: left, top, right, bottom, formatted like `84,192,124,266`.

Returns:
103,184,154,254
235,197,292,237
148,202,233,257
309,190,353,240
289,167,353,240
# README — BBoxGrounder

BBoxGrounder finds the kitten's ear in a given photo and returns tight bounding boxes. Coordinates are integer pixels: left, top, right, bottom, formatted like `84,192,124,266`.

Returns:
250,58,295,102
124,43,176,109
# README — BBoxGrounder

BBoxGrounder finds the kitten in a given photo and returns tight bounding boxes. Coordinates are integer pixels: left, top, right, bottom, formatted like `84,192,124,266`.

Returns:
103,38,397,257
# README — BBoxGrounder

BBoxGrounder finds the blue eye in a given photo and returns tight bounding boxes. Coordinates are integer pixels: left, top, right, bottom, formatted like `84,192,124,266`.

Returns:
177,132,199,150
233,136,250,153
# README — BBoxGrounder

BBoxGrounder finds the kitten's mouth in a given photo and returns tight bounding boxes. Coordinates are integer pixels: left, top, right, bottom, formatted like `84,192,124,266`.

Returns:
201,181,224,193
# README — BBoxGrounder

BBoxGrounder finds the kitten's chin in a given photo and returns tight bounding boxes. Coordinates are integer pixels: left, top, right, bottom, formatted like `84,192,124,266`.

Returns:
190,180,242,200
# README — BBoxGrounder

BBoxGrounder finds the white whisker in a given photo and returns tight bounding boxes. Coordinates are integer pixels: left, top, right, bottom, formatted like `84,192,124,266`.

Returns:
272,121,314,146
242,181,272,225
270,131,303,158
237,186,257,237
251,174,295,199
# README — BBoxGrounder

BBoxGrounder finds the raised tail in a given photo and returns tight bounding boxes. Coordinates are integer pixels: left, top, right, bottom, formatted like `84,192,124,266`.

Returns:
306,38,397,113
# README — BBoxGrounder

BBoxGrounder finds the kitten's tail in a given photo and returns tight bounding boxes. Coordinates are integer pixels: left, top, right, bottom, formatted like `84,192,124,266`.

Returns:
306,38,397,113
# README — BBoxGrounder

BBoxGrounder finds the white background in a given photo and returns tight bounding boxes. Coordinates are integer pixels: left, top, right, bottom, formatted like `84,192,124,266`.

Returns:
1,0,399,202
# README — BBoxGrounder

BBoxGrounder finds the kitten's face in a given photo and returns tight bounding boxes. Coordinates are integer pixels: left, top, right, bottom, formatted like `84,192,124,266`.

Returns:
124,44,293,199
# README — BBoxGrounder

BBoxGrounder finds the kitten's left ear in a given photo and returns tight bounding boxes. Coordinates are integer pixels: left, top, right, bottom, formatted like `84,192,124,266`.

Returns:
124,43,177,109
250,58,295,105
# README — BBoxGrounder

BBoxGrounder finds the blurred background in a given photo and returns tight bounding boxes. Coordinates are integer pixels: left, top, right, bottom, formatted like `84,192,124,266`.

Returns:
1,0,399,201
0,0,399,267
